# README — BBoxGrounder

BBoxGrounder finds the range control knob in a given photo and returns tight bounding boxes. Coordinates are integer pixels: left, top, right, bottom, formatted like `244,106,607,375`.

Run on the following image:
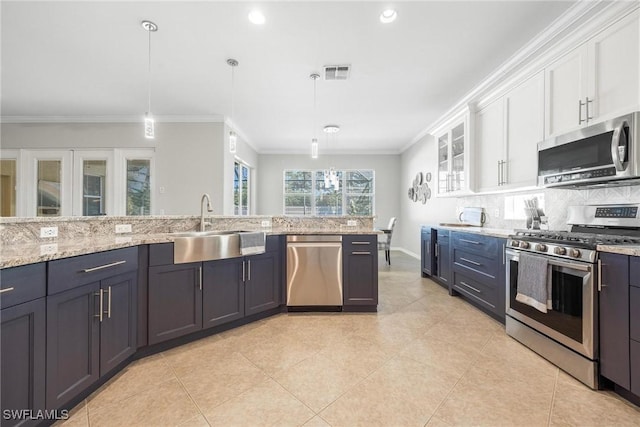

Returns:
519,241,530,249
535,244,547,252
569,248,581,258
511,240,520,247
554,246,567,256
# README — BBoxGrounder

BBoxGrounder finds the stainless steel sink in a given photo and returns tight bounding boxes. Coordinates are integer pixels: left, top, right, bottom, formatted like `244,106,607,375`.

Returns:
171,230,243,263
170,230,263,263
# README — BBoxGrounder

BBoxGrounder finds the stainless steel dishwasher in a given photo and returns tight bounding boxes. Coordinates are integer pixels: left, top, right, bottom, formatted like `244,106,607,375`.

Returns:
286,235,342,307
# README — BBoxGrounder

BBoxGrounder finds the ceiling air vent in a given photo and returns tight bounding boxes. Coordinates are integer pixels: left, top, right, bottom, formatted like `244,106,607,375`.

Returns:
323,65,350,80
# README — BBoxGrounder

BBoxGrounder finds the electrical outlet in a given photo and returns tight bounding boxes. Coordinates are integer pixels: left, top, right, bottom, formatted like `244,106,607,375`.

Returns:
115,224,132,234
159,186,166,194
261,220,271,227
40,243,58,255
347,220,357,226
493,208,500,218
40,226,58,238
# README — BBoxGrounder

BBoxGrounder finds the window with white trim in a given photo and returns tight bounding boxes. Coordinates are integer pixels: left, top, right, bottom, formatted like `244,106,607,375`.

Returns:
234,160,251,215
283,169,374,216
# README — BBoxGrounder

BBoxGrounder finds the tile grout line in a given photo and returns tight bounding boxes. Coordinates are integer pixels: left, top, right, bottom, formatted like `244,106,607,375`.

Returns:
547,368,560,427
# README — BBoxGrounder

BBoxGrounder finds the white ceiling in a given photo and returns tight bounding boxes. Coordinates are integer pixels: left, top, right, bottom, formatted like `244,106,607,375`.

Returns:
1,1,576,154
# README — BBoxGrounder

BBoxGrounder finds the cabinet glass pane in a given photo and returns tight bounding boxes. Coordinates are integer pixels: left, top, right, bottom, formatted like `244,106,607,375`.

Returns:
83,160,106,216
452,123,465,157
37,160,61,216
0,159,17,216
126,159,150,215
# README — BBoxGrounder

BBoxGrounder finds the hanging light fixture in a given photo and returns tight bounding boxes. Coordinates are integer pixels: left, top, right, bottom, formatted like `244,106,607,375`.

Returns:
141,20,158,139
310,73,320,159
227,58,239,153
323,125,340,190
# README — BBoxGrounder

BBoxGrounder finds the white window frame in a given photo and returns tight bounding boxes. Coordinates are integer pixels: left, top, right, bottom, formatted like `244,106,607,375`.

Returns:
233,159,251,216
73,150,115,216
0,149,23,217
115,149,156,216
283,169,375,216
23,149,73,217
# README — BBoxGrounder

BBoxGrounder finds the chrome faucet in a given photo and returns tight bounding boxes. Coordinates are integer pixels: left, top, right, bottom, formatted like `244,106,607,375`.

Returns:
200,193,213,231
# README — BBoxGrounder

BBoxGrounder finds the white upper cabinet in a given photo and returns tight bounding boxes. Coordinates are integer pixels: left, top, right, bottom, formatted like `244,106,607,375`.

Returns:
545,9,639,138
435,109,472,196
475,71,544,193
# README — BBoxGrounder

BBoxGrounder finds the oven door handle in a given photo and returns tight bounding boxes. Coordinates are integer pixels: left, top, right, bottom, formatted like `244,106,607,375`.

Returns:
549,260,592,272
611,120,628,171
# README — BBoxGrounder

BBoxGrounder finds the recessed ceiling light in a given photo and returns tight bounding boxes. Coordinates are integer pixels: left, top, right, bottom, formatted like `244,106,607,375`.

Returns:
323,125,340,134
379,9,397,24
248,10,265,25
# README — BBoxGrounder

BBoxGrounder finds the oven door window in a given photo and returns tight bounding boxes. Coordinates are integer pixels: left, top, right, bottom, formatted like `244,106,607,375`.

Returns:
509,259,586,343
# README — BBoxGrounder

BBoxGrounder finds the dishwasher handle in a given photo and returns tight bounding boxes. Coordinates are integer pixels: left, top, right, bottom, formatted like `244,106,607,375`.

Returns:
287,242,343,248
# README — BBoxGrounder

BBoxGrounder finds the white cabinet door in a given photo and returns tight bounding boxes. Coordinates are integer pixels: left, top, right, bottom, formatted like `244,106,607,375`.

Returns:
505,71,545,188
588,10,640,121
545,46,588,138
475,99,504,193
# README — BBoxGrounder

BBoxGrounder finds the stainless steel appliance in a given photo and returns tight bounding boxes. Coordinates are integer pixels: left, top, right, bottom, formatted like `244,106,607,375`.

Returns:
286,235,343,307
538,112,640,188
458,207,486,226
505,203,640,389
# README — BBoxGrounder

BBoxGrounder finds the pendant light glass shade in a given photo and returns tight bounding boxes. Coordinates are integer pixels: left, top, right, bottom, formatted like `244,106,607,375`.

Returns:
142,20,157,139
311,138,318,159
229,131,237,154
228,58,239,153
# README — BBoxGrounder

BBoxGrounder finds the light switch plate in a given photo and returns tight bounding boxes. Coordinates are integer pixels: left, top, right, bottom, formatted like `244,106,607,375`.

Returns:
261,220,271,227
40,226,58,238
493,208,500,218
347,220,357,226
115,224,132,233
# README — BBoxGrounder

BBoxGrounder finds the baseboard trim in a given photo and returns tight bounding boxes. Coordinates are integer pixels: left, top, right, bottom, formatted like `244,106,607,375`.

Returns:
389,246,420,259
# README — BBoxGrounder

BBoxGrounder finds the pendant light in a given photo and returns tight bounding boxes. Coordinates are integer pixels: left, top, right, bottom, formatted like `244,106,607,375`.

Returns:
310,73,320,159
141,20,158,139
323,125,340,190
227,58,239,153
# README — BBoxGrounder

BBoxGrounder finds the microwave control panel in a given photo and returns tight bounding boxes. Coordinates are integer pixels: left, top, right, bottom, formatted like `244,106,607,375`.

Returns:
595,206,638,218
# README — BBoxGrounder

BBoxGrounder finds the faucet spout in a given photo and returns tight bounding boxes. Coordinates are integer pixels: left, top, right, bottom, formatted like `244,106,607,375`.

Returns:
200,193,214,231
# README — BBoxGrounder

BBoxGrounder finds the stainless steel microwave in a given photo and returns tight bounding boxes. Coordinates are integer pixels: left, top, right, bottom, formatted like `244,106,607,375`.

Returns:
537,112,640,188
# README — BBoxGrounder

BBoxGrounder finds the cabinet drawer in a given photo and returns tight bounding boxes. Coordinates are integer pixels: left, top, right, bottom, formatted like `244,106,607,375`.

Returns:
630,256,640,288
452,271,498,311
631,286,640,342
48,247,138,295
343,235,377,252
451,231,502,257
0,263,46,309
452,249,500,284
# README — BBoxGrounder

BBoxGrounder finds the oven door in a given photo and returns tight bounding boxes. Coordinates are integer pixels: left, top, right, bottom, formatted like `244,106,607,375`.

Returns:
505,248,597,359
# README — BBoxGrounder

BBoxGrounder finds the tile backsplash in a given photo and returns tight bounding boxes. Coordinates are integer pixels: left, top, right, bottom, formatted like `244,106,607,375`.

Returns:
457,185,640,231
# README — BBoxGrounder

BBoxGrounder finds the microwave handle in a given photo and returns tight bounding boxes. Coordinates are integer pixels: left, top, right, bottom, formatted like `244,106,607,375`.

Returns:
611,121,628,171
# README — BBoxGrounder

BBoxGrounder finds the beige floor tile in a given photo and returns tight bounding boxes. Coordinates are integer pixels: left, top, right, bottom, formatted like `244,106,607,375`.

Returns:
434,365,555,426
178,352,269,413
87,354,176,410
273,352,366,412
318,334,395,377
423,319,496,354
53,401,88,427
177,414,210,427
424,415,453,427
550,376,640,426
302,415,332,426
203,378,314,426
400,334,478,378
88,378,200,427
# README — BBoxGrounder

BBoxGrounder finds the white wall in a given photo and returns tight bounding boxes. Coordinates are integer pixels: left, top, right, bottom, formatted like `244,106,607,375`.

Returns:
399,135,457,257
0,121,249,215
256,153,401,229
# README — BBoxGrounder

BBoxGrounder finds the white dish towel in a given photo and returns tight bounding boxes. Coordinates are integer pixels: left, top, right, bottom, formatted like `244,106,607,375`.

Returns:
516,252,552,313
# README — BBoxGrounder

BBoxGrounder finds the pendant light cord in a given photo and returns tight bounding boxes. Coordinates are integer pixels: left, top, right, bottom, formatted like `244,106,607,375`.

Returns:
231,63,235,129
147,25,152,114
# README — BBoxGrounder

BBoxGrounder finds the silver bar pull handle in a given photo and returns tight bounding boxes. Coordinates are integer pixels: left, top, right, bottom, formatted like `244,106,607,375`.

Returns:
352,251,371,255
460,239,481,245
459,281,481,293
460,257,481,266
610,120,628,172
497,161,501,186
248,260,251,281
502,244,506,265
352,242,371,245
242,261,246,282
435,244,439,258
82,260,126,273
598,259,603,292
0,287,15,294
199,266,203,291
106,286,112,318
585,97,593,122
578,99,586,124
94,289,104,322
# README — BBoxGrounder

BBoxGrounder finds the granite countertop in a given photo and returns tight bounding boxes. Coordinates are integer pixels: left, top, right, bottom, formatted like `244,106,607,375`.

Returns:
1,228,382,268
596,244,640,256
424,223,514,239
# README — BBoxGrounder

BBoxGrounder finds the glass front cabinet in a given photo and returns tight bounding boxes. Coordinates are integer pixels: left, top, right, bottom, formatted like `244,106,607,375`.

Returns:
435,108,472,196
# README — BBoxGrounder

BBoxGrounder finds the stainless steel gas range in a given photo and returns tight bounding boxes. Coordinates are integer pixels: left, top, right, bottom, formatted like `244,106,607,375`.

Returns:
505,203,640,389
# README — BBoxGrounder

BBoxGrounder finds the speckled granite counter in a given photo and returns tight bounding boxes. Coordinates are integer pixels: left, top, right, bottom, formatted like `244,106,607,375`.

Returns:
423,224,514,239
1,225,381,268
597,245,640,256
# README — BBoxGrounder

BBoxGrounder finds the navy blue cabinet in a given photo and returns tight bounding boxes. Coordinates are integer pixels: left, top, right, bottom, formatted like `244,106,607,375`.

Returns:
245,246,282,316
450,231,506,321
0,263,46,427
46,248,138,409
436,229,451,286
599,252,630,389
343,235,378,309
421,227,434,277
202,258,244,329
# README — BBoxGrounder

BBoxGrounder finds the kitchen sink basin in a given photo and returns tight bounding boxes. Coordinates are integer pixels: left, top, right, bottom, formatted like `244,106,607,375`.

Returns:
170,230,246,263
